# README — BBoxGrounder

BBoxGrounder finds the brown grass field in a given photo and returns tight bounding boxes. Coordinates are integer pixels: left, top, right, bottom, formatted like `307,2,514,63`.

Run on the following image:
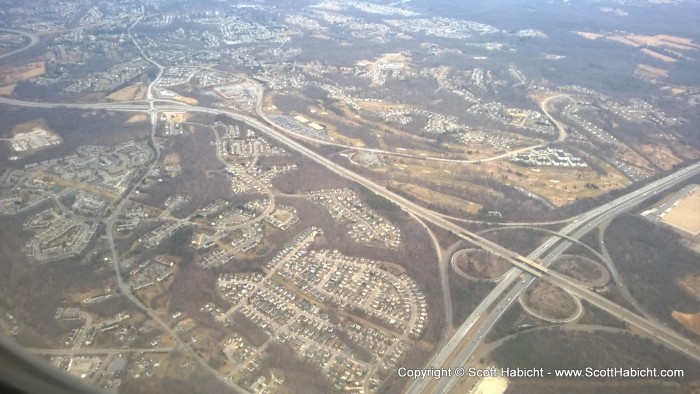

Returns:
126,114,148,124
634,64,669,79
672,310,700,336
640,48,677,63
106,83,147,101
395,183,482,214
0,83,16,95
173,95,198,105
0,61,45,85
661,187,700,235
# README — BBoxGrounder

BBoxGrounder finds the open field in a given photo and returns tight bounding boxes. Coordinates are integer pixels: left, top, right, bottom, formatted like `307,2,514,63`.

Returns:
626,34,700,51
386,154,631,208
173,95,198,105
634,64,669,80
641,48,677,63
574,31,603,40
395,183,482,214
672,311,700,336
575,31,699,63
387,161,503,198
577,31,698,54
661,85,700,95
0,83,16,95
660,187,700,235
356,99,409,113
106,83,147,101
491,161,631,207
0,61,45,85
126,114,148,124
461,376,508,394
618,148,655,174
9,119,48,135
303,104,427,150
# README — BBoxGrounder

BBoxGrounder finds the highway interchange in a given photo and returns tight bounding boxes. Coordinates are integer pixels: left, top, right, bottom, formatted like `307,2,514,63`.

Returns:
3,83,700,393
2,21,700,393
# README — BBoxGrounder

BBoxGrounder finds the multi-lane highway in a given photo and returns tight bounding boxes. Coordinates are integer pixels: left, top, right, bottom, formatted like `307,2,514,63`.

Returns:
1,38,699,392
421,162,700,393
9,8,700,393
3,88,699,389
167,103,700,379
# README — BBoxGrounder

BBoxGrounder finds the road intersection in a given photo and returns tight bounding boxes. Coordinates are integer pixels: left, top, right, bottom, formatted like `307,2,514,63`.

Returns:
1,34,699,391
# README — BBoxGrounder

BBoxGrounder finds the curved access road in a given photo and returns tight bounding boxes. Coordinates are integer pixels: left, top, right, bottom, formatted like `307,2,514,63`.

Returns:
0,28,39,61
541,94,575,143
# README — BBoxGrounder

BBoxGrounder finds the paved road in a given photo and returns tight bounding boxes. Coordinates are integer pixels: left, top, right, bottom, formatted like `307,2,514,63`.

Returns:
541,94,574,143
112,104,700,377
240,77,552,165
2,40,700,392
27,347,174,356
426,163,700,394
2,91,700,392
0,28,39,60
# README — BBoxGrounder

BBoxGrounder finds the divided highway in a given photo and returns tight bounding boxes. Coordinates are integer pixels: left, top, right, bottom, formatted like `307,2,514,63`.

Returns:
421,161,700,394
1,94,699,394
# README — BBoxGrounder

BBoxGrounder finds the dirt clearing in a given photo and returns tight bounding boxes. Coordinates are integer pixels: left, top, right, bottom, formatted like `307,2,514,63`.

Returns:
660,187,700,235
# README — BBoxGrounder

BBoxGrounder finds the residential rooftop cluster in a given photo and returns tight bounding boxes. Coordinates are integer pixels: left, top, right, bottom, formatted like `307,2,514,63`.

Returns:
24,208,97,263
212,228,424,392
308,189,401,248
384,17,501,40
198,223,264,268
220,124,287,159
126,258,175,291
455,130,516,152
141,222,187,249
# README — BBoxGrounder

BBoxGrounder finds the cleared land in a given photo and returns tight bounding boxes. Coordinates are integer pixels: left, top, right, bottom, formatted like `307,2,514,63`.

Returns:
0,83,16,95
126,114,148,124
173,94,198,105
672,311,700,336
106,84,147,101
640,48,677,63
576,31,698,61
634,64,669,79
386,157,630,209
395,183,482,214
660,187,700,235
0,61,45,85
468,376,508,394
501,161,631,207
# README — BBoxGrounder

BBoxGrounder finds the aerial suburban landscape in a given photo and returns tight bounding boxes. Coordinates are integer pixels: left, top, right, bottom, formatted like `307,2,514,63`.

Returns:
0,0,699,393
